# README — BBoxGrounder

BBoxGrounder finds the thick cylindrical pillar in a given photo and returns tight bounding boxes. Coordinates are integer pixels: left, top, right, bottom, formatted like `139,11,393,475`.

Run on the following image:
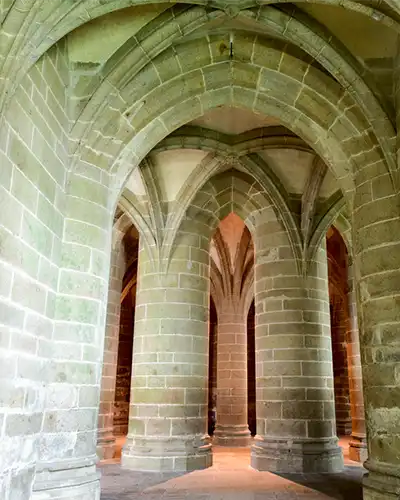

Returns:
347,261,367,463
121,237,212,472
250,210,344,473
353,169,400,500
213,304,251,446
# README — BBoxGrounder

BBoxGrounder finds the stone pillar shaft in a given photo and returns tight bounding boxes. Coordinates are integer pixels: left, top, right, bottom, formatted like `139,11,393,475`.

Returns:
112,292,135,438
353,170,400,500
121,236,212,472
214,305,250,446
331,300,352,436
346,262,367,463
251,209,343,473
97,239,125,460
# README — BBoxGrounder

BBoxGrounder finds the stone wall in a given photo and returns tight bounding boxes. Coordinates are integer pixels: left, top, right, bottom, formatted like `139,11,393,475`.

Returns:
1,36,114,499
0,4,398,498
0,42,70,498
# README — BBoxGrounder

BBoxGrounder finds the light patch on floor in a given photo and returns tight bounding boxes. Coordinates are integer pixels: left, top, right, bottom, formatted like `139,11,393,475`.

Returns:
100,439,365,499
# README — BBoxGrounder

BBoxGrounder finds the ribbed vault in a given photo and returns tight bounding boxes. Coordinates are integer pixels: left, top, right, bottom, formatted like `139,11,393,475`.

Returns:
2,2,397,203
2,1,400,496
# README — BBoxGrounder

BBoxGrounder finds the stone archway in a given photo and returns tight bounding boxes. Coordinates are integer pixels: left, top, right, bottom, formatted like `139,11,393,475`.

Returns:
1,2,399,498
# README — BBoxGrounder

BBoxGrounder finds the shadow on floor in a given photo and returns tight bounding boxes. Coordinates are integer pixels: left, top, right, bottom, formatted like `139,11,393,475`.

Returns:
276,466,365,500
99,465,187,500
99,442,365,500
100,464,365,500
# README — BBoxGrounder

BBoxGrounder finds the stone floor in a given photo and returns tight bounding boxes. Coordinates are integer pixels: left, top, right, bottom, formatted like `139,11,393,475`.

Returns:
99,438,365,500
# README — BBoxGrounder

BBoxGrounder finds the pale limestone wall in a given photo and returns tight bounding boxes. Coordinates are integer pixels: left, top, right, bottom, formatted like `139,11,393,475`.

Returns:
51,159,112,496
0,41,112,499
0,43,70,498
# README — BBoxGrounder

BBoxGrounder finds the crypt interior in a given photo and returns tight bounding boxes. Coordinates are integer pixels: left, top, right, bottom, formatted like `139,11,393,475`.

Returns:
0,1,400,500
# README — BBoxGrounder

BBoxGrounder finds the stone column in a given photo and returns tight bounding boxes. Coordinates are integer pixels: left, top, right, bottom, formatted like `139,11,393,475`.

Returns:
330,298,352,436
354,169,400,500
247,302,257,436
208,299,218,436
347,260,367,463
32,170,112,499
97,237,125,460
250,210,344,473
113,289,135,438
121,235,212,472
213,303,251,447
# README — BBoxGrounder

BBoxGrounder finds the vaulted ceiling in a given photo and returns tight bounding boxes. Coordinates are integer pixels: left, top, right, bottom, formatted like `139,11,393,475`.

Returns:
2,0,397,255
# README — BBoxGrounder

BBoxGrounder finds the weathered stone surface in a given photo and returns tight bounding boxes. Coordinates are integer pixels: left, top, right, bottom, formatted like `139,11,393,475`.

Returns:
121,238,212,472
251,211,343,473
0,4,398,499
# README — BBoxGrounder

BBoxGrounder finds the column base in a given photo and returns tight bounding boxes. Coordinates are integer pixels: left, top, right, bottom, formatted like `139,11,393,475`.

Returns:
363,461,400,500
122,435,213,472
349,434,368,463
251,436,344,473
213,424,251,447
32,456,100,499
97,429,116,460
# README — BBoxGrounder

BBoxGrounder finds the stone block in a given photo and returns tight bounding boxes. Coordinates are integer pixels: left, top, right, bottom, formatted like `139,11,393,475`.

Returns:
43,408,96,433
282,401,324,419
12,273,47,315
9,467,36,500
132,388,185,405
266,419,307,438
5,412,42,436
11,168,39,213
47,360,96,385
21,210,53,256
11,331,38,354
55,295,99,323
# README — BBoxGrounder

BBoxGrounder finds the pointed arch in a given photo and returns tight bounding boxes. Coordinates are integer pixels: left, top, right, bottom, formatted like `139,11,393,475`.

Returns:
167,167,301,278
